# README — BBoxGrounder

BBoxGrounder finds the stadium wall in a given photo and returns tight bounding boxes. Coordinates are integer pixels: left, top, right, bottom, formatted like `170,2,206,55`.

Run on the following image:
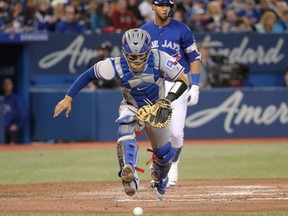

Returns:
30,87,288,142
0,32,288,143
0,97,4,143
28,33,288,87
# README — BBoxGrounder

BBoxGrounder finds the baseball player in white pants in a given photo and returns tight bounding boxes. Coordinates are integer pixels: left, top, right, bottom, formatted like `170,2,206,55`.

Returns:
142,0,201,186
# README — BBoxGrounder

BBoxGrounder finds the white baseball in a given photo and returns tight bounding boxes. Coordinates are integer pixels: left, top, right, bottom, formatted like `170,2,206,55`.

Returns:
133,207,143,216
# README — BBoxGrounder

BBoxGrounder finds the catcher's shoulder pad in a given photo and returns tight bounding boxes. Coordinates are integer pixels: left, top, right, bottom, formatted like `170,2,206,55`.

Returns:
96,58,116,81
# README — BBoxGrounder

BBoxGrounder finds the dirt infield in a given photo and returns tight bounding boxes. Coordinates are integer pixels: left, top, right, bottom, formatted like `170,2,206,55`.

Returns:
1,139,288,215
1,179,288,214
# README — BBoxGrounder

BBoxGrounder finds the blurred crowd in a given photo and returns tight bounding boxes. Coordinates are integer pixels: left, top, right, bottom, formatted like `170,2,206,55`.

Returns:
0,0,288,34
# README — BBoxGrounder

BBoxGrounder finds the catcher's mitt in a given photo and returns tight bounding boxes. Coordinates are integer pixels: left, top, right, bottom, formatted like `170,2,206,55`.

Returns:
136,99,172,128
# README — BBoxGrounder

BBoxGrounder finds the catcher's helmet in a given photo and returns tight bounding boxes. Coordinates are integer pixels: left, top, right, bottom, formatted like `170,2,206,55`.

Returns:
122,28,151,74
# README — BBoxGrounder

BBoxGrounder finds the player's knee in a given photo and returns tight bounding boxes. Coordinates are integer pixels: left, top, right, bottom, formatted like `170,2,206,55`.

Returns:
170,130,184,142
154,142,176,164
117,124,136,142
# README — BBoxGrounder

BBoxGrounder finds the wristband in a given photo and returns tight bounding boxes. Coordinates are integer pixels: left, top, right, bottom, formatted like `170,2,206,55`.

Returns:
191,74,200,85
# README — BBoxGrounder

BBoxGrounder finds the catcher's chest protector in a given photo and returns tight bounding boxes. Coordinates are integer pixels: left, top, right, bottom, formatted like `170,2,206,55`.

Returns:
116,53,160,87
113,52,164,107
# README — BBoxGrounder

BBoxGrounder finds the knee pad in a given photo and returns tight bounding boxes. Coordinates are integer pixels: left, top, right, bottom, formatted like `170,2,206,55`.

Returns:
117,139,139,172
154,142,176,164
151,142,176,182
117,123,136,142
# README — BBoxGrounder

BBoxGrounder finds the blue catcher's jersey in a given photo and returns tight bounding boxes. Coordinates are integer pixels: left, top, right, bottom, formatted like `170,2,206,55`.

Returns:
141,19,201,75
94,49,184,108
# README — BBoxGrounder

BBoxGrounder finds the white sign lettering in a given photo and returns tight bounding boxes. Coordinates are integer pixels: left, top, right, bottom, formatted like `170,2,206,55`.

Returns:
185,90,288,133
202,35,285,65
38,35,285,73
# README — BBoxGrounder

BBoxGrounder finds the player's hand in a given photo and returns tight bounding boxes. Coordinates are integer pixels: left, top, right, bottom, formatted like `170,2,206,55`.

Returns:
186,85,199,106
53,95,72,118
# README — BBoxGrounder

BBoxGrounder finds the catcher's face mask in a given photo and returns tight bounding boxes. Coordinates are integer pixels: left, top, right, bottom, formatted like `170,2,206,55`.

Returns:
122,28,151,75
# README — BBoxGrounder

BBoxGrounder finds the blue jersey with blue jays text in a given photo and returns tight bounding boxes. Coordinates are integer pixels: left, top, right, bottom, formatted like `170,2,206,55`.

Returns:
141,19,200,75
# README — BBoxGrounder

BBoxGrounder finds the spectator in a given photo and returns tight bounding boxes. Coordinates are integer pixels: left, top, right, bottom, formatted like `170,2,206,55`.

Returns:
172,9,186,23
110,0,138,31
188,0,206,31
0,0,10,32
138,0,154,22
55,4,86,33
274,0,288,31
23,0,37,30
282,9,288,31
86,41,119,89
198,42,216,88
70,0,86,22
50,0,67,31
255,10,284,32
4,0,26,32
127,0,144,26
284,68,288,87
230,17,253,32
236,0,260,30
90,2,111,32
200,1,224,32
83,0,97,31
34,0,54,32
222,8,239,32
257,0,274,16
227,0,245,14
176,0,194,21
1,78,27,144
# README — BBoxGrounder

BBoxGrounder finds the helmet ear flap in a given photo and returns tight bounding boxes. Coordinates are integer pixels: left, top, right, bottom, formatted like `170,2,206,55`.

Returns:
168,6,174,17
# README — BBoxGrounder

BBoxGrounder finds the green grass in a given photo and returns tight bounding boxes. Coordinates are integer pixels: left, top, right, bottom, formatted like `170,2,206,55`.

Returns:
180,143,288,180
0,143,287,185
0,142,287,216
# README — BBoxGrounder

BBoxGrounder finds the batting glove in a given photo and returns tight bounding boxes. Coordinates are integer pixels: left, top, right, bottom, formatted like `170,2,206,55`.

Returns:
186,85,199,106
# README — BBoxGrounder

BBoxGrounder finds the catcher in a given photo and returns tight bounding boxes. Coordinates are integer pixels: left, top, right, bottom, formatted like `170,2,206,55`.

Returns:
53,28,189,199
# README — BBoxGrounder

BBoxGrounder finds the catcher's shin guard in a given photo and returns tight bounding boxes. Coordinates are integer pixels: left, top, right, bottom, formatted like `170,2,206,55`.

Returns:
117,123,139,196
117,124,138,172
151,142,176,199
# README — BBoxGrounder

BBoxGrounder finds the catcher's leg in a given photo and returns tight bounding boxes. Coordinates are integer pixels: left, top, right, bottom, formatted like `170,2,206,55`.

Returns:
117,123,139,196
150,141,176,199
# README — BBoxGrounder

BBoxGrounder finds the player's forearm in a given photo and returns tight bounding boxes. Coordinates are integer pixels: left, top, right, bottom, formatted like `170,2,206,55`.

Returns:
190,60,201,85
166,73,189,102
66,66,96,98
